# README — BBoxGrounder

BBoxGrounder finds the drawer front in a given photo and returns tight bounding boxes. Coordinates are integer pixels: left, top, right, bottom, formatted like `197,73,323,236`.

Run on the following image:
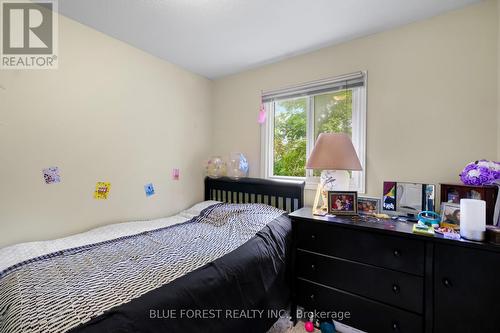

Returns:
296,279,423,333
434,244,500,333
295,221,425,275
296,250,424,313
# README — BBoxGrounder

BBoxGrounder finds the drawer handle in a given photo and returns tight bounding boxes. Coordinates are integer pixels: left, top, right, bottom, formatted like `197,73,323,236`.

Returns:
392,321,400,331
310,294,315,300
393,249,401,257
311,234,316,240
311,264,316,271
442,278,452,288
392,284,400,294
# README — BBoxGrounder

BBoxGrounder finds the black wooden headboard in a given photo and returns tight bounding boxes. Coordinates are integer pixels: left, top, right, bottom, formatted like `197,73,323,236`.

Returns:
204,177,305,213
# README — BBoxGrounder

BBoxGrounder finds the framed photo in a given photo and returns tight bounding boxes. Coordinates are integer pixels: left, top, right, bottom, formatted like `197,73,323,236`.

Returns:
328,191,358,215
440,202,460,230
357,196,381,215
382,181,397,211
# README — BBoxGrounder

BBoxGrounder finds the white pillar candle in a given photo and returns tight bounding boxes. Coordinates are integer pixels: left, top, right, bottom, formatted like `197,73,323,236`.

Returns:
460,199,486,241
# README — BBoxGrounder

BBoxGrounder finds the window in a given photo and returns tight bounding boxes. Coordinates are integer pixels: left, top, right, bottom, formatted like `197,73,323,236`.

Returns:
260,72,366,192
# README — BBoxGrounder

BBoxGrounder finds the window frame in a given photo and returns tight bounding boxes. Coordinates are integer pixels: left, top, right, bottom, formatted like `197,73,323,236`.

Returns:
260,72,367,193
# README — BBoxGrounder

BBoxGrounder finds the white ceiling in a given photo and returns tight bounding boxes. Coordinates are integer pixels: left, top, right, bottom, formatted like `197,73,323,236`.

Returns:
58,0,480,79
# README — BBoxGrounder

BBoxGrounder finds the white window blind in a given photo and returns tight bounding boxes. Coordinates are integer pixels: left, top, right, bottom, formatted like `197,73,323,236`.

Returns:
262,71,365,103
260,71,367,193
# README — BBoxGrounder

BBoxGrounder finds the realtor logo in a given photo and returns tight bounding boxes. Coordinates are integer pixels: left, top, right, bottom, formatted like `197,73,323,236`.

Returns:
1,0,58,69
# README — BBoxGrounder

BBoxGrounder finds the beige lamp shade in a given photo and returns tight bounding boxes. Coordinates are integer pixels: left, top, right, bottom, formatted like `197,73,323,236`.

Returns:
306,133,362,171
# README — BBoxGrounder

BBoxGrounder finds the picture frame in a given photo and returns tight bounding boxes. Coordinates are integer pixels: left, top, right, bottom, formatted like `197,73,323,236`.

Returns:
440,202,460,230
357,196,381,215
328,191,358,215
382,181,397,211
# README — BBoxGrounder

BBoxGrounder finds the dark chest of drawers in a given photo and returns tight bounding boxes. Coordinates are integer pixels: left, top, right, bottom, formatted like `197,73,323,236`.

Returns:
289,208,500,333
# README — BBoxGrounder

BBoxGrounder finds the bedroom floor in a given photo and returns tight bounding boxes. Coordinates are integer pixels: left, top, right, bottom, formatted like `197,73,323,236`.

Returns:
268,317,320,333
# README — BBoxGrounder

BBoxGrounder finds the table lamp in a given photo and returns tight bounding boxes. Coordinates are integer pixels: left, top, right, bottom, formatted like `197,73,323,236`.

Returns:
306,133,362,215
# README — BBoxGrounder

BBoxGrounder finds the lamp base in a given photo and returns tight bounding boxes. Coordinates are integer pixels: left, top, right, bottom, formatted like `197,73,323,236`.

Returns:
312,170,350,215
312,207,328,216
460,229,486,242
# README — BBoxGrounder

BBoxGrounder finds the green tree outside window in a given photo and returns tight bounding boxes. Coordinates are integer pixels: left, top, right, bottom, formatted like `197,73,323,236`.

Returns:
273,90,353,177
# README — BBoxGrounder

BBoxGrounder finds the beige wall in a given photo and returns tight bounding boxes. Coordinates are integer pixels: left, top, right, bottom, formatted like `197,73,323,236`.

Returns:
0,15,212,247
0,1,498,247
213,0,498,205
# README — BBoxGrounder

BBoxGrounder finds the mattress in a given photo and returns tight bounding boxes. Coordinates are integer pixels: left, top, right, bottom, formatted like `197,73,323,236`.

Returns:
0,201,292,333
0,201,219,273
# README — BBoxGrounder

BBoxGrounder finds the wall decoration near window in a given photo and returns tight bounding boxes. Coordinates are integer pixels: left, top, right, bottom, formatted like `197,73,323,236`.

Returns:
172,168,180,180
257,93,266,124
260,71,367,193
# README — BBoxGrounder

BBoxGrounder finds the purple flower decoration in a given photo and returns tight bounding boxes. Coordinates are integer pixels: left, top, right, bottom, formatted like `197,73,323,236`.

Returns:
460,160,500,186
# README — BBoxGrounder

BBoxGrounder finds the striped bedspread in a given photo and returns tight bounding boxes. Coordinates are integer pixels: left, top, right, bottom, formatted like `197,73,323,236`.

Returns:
0,202,285,333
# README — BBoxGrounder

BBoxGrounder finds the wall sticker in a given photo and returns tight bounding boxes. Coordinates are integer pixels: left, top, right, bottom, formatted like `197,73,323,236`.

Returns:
172,168,180,180
144,183,155,197
42,166,61,184
94,182,111,200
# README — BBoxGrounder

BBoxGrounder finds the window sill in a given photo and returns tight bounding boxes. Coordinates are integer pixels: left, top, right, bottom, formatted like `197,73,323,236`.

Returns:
266,176,364,193
267,176,319,190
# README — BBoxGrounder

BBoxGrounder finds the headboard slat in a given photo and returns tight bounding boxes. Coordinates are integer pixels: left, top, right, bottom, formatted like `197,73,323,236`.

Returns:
204,177,305,212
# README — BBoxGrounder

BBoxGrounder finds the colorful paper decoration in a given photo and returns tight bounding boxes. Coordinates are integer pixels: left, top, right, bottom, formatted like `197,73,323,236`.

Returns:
172,168,180,180
144,183,155,197
42,167,61,184
257,103,266,124
94,182,111,200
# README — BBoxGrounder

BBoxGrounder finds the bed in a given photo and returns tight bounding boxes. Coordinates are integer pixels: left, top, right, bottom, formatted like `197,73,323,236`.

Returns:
0,177,304,333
